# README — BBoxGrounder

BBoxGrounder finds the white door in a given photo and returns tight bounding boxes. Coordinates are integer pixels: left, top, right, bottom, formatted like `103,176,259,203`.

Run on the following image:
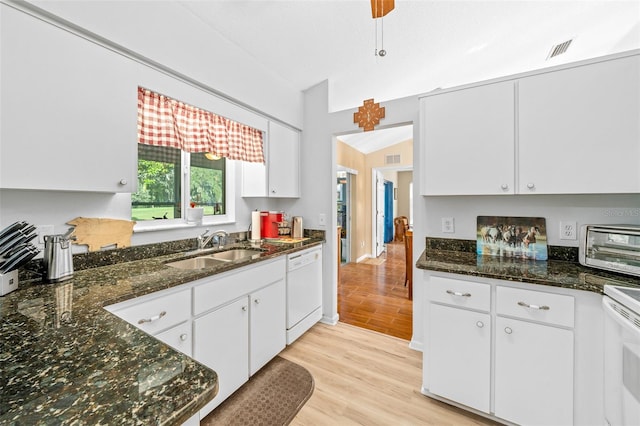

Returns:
375,170,385,257
194,297,249,416
250,279,286,375
494,316,574,425
428,303,491,413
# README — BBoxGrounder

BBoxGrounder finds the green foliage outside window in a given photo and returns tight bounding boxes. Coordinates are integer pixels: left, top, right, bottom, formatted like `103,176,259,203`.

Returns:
132,146,225,221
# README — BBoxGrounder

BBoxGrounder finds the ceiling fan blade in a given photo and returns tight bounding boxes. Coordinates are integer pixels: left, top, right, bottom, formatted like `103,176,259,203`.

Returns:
371,0,395,18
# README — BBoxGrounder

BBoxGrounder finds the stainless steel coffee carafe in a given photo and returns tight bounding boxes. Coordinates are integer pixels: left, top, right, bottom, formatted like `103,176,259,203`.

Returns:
292,216,304,238
43,228,75,283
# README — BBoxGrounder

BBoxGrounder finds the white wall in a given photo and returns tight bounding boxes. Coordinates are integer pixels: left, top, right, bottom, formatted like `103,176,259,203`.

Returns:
22,0,303,128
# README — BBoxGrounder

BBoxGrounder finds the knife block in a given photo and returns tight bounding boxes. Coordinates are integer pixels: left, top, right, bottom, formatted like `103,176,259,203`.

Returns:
0,269,18,296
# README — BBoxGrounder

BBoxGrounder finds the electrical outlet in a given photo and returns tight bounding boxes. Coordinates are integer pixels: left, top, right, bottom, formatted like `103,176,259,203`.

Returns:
441,217,455,233
560,221,577,240
36,225,54,244
318,213,326,226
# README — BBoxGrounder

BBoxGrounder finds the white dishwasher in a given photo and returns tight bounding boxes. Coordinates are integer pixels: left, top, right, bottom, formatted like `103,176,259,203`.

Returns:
286,245,322,344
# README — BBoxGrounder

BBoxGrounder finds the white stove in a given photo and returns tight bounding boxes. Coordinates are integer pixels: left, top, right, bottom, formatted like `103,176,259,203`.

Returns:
603,285,640,426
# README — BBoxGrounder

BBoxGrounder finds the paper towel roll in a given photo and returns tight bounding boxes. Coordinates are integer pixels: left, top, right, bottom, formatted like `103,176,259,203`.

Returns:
251,211,261,240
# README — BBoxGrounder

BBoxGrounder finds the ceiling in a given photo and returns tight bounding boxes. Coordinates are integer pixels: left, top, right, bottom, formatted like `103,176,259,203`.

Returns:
177,0,640,153
337,124,413,154
179,0,639,113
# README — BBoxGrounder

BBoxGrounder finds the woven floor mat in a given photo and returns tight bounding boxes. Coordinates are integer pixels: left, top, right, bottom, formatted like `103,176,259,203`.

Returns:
200,356,314,426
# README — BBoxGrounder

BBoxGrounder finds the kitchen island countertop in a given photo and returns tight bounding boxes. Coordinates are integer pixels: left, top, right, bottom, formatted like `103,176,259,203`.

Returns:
0,237,323,425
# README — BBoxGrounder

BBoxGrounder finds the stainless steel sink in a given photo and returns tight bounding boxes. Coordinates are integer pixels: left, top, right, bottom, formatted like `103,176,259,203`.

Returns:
208,249,263,262
166,248,264,270
165,257,228,270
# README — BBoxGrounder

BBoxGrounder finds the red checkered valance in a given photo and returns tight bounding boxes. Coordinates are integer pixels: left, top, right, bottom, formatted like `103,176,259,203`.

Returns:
137,87,265,163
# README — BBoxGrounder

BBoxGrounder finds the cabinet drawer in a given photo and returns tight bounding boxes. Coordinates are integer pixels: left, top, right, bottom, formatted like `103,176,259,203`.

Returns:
109,288,191,335
429,276,490,312
155,321,192,358
496,286,574,328
193,258,285,316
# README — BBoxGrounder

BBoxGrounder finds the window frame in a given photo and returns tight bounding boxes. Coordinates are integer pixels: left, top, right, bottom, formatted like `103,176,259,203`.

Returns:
133,151,236,233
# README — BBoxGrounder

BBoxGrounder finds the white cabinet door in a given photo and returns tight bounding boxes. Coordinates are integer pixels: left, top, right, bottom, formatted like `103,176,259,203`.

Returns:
241,121,300,198
0,6,138,193
518,54,640,194
420,81,515,195
428,303,491,413
194,297,249,416
494,316,574,425
241,160,268,197
155,321,192,358
249,279,286,375
268,121,300,198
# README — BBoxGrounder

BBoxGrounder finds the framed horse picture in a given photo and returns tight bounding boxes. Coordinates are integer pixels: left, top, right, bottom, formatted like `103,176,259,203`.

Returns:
477,216,548,260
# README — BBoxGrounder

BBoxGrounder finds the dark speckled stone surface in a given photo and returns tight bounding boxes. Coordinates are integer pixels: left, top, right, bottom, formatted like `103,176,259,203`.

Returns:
1,233,324,425
417,238,640,293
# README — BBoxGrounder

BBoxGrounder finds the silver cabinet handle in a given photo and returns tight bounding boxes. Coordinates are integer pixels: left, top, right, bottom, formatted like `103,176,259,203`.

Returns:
119,178,128,185
254,298,260,304
242,305,248,312
518,301,550,310
138,311,166,324
501,184,509,191
476,321,484,328
526,182,535,189
179,333,188,342
504,327,513,334
446,290,471,297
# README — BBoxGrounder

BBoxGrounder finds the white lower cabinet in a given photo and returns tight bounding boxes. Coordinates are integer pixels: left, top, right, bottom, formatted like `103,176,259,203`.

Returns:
250,279,286,375
494,316,574,425
429,304,491,413
105,256,290,422
194,297,250,416
423,273,587,425
192,258,287,418
155,321,193,357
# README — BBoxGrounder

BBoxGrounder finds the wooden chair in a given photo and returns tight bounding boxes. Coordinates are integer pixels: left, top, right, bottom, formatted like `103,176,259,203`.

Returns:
394,216,409,242
404,229,413,300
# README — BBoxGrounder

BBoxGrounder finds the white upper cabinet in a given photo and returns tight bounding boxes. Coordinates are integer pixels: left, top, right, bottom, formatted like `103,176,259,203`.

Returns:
242,121,300,198
420,52,640,196
518,54,640,194
421,82,515,195
0,5,138,193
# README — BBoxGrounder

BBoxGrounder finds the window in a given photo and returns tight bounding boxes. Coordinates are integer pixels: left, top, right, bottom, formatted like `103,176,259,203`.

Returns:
133,86,262,227
131,145,226,222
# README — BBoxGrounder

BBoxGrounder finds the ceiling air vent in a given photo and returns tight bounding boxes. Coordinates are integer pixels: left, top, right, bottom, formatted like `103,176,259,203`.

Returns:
547,39,573,60
385,154,401,165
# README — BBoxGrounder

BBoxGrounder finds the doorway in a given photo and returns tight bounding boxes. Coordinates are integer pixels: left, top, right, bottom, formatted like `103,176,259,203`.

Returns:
335,124,414,340
337,170,352,264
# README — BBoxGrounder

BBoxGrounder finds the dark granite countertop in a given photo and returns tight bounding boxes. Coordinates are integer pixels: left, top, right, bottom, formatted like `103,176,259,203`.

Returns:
417,248,640,293
0,235,324,425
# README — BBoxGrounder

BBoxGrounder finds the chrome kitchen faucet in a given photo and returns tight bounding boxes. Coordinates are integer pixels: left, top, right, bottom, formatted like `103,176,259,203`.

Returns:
197,229,228,250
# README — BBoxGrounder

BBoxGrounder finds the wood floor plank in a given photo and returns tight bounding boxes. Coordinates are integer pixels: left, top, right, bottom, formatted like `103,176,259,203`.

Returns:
339,242,413,340
282,322,498,426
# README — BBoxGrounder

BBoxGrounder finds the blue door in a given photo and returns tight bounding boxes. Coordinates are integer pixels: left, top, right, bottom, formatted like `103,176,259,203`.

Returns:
384,181,393,243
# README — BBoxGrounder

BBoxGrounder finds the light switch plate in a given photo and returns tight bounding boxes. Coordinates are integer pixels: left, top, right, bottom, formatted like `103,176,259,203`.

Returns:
318,213,326,226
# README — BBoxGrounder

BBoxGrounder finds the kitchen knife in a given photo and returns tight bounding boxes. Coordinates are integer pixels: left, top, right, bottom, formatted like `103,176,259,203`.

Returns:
0,229,37,256
0,246,38,274
0,221,26,240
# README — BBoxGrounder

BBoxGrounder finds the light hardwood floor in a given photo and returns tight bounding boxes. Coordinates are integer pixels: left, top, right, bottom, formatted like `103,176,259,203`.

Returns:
281,322,498,425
